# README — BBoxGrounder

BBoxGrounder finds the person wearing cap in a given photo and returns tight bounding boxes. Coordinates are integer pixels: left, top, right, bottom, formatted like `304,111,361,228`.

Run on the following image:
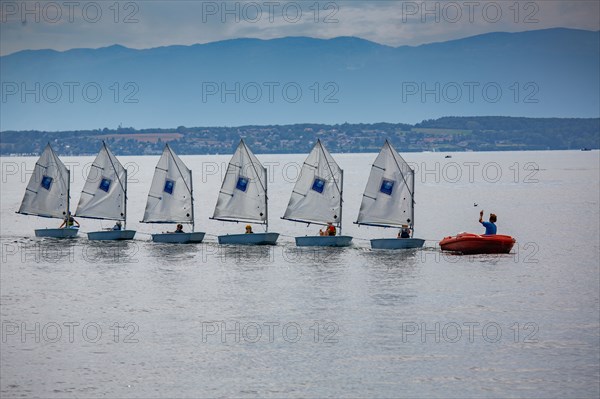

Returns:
398,224,411,238
479,210,497,235
245,225,254,234
59,211,80,229
112,221,122,231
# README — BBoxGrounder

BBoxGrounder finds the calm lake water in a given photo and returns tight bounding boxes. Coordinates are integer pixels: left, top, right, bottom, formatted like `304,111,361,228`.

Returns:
1,150,599,398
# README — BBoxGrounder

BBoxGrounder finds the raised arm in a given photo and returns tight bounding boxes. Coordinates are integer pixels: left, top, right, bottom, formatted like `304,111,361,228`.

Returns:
479,210,484,223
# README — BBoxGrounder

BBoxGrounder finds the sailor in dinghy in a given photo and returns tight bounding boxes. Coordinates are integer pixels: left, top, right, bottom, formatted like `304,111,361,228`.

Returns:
211,139,279,245
355,140,425,249
141,144,205,244
282,139,353,247
74,142,136,240
17,143,78,238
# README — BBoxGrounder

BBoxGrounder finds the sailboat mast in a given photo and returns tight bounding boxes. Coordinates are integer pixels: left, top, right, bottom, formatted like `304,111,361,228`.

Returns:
339,168,344,235
124,168,128,230
190,169,195,232
411,168,415,238
66,168,71,220
264,166,269,232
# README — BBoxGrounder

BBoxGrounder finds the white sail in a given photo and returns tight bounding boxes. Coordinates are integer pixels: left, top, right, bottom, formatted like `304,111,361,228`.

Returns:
283,140,343,226
18,143,70,219
212,140,267,223
356,140,414,227
76,142,126,221
142,144,194,224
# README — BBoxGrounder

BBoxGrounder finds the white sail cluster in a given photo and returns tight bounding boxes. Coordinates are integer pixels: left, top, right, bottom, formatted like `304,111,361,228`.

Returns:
76,143,126,221
283,140,343,226
142,144,194,224
19,140,421,246
212,140,267,224
18,143,70,219
356,140,414,227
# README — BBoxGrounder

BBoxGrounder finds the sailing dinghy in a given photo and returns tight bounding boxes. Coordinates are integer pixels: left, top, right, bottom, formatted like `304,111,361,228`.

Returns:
17,143,78,238
355,140,425,249
75,142,136,240
141,144,205,244
282,139,352,247
211,139,279,245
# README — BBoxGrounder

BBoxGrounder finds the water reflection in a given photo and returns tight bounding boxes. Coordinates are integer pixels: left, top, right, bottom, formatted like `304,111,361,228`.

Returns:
79,240,140,265
144,241,199,265
362,249,421,307
14,236,79,265
361,248,421,269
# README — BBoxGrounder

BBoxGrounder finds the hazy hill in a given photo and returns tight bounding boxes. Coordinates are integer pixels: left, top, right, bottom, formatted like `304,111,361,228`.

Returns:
1,28,599,131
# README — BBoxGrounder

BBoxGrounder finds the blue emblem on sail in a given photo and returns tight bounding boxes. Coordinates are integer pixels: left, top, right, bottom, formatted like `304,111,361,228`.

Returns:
311,177,325,193
99,178,111,193
236,176,249,192
380,179,394,195
163,179,175,195
40,175,53,190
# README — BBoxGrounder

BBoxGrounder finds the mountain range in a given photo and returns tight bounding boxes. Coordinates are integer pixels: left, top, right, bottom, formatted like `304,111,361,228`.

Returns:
1,28,598,131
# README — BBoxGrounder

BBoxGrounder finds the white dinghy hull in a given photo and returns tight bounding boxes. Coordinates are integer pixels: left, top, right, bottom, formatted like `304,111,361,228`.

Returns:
35,228,79,238
370,238,425,250
87,230,136,241
295,235,353,247
218,232,279,245
151,232,205,244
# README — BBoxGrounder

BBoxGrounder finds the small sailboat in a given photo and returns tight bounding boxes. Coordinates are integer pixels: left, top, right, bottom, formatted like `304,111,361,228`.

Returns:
355,140,425,250
17,143,78,238
282,139,352,247
141,144,205,244
211,139,279,245
75,142,136,240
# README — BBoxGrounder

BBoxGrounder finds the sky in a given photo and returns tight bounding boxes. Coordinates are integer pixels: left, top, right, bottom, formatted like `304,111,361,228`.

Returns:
1,0,599,55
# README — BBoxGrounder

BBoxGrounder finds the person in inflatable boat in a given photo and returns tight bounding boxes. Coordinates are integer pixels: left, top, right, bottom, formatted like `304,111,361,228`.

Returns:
479,210,497,235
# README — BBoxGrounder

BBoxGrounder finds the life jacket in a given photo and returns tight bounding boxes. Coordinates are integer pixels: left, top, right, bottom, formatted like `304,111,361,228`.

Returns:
66,216,75,227
327,225,336,236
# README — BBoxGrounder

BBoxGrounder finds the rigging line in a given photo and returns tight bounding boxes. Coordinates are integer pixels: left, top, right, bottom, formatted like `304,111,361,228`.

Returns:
240,140,267,198
49,145,68,198
102,141,127,201
165,143,193,197
318,140,342,197
387,140,414,199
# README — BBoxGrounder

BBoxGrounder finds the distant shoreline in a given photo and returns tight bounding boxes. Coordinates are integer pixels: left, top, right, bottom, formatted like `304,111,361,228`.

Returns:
1,116,598,156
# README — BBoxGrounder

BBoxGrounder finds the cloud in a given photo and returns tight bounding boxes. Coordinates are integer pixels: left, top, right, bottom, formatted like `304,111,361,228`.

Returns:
1,0,599,55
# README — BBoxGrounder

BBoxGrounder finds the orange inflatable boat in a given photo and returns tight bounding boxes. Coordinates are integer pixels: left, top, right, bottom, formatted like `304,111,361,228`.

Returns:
439,233,516,254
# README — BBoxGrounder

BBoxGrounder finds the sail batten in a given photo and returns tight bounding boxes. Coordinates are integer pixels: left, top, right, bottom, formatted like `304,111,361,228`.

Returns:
18,144,70,220
142,144,194,224
212,140,267,224
356,141,415,228
75,143,127,221
283,140,344,226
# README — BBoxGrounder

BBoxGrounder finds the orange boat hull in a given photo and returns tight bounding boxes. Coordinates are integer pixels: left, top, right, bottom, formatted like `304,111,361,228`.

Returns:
439,233,516,255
